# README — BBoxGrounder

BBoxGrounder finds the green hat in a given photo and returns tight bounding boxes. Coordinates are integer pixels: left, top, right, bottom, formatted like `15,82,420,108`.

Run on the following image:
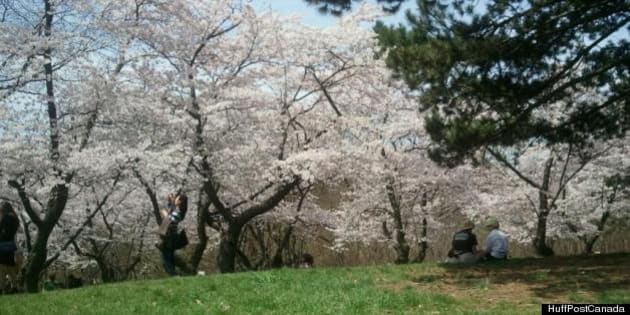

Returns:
485,217,499,229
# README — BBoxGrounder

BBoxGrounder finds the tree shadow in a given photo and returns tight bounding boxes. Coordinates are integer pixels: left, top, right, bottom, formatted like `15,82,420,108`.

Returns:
418,253,630,300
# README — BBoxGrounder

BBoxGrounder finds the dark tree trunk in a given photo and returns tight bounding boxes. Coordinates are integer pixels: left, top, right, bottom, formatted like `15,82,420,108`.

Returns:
218,225,242,273
414,217,428,263
21,184,69,292
271,225,294,268
189,183,212,271
533,157,555,257
584,210,610,254
533,211,554,256
393,225,410,264
96,258,116,283
22,235,49,292
584,237,597,255
18,0,75,293
386,182,409,264
210,179,298,273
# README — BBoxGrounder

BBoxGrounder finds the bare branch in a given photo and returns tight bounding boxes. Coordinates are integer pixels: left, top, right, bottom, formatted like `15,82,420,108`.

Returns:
8,179,43,227
487,147,543,190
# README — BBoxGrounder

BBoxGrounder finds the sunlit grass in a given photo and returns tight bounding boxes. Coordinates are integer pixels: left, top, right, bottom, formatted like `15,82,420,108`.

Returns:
0,253,628,314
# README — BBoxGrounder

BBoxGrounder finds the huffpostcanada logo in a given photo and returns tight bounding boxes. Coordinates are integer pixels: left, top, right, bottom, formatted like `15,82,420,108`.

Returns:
544,304,627,314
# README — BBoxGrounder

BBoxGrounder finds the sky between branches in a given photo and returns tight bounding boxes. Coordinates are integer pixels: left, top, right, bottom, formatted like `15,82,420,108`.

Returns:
251,0,415,27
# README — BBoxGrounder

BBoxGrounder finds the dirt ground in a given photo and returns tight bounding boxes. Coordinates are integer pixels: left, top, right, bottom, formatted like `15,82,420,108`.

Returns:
388,253,630,306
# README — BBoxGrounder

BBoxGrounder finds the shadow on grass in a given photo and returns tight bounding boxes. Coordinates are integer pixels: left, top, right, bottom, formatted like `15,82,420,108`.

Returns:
423,253,630,300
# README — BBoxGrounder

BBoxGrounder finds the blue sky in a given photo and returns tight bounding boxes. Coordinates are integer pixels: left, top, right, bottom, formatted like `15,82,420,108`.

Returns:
251,0,416,27
250,1,628,46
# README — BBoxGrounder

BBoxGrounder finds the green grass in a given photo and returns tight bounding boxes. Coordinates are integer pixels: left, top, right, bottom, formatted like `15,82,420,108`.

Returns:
1,253,629,315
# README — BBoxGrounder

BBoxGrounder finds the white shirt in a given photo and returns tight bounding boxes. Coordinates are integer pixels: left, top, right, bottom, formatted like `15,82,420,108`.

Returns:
485,229,508,259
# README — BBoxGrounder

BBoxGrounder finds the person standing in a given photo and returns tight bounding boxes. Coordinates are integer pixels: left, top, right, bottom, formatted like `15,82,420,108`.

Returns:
158,193,188,276
0,202,20,292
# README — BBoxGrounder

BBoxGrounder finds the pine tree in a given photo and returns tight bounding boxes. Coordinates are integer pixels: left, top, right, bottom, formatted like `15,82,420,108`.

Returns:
375,0,630,166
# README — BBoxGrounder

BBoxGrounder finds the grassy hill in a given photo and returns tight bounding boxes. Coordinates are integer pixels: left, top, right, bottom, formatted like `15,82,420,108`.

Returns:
1,253,628,314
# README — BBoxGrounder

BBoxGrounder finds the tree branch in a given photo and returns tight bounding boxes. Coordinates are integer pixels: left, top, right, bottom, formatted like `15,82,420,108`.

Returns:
8,179,43,227
236,178,300,226
487,147,542,190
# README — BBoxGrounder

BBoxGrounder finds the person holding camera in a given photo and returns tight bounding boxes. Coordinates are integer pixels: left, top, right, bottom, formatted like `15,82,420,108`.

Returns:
157,193,188,276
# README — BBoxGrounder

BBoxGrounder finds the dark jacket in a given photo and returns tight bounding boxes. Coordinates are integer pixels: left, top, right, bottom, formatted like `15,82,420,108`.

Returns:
0,205,19,265
0,209,19,242
158,204,187,251
449,229,477,257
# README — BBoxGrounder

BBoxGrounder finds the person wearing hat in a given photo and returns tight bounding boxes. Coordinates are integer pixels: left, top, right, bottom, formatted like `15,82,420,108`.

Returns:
479,216,508,261
446,219,479,264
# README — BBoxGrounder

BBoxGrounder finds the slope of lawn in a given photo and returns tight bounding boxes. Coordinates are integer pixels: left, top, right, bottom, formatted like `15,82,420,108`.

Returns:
1,253,628,315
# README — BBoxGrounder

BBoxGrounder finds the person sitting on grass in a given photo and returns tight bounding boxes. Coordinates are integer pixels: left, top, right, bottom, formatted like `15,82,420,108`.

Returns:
446,219,479,264
478,216,508,261
299,253,314,268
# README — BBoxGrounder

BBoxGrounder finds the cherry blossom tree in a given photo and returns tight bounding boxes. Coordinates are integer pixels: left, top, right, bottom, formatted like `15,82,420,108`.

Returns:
321,84,466,263
3,0,449,286
234,184,317,270
99,0,393,273
555,140,630,254
54,177,153,283
461,137,625,256
0,0,131,291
